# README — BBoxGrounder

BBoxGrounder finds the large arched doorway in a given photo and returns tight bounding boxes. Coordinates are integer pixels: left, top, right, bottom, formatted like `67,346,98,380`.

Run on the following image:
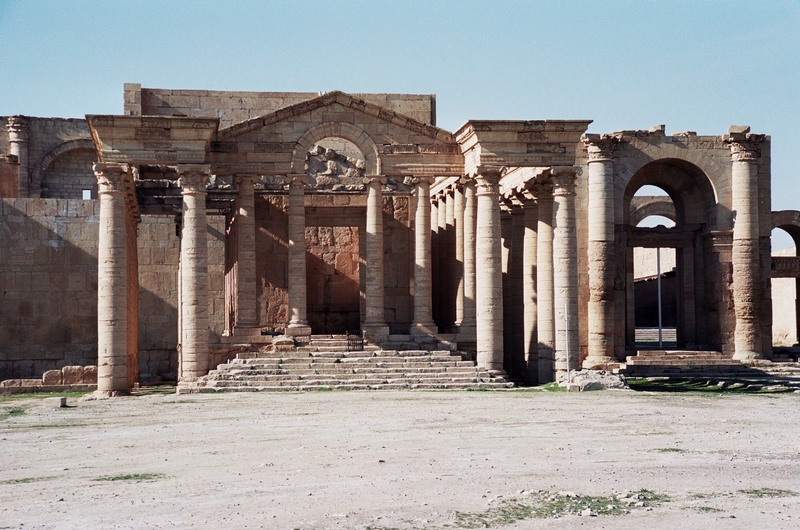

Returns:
771,211,800,352
304,136,367,334
622,159,718,353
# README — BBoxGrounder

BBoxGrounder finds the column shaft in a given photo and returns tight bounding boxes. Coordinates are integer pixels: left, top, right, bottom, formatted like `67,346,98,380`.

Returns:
460,180,477,341
6,117,29,197
179,168,210,379
454,185,465,326
584,137,617,367
436,192,448,331
95,163,130,395
552,169,580,378
522,198,538,383
535,184,555,383
364,176,389,340
475,170,504,372
285,176,311,336
411,177,436,335
729,138,764,359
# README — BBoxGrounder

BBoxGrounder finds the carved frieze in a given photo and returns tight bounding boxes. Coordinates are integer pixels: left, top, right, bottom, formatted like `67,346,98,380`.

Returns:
305,145,366,191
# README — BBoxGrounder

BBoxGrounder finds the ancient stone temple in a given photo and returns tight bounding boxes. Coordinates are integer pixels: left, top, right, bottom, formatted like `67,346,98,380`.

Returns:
1,84,799,394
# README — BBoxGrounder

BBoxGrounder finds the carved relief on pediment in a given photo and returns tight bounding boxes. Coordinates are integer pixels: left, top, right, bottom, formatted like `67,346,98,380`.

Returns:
305,145,366,191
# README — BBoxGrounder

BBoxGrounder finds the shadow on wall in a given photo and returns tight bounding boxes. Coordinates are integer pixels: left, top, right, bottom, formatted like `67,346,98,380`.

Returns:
0,199,178,381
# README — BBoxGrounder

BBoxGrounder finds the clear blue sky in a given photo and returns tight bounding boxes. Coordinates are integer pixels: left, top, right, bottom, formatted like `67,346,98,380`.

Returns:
1,0,797,244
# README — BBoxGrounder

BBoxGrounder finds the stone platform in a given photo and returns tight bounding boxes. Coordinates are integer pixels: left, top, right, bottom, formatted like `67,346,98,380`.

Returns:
620,350,800,382
181,337,512,393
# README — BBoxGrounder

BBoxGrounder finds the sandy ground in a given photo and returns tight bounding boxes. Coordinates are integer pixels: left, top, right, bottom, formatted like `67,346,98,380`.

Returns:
1,389,799,530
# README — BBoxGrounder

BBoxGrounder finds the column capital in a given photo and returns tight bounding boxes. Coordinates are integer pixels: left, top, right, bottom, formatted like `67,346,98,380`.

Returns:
5,115,29,138
551,166,578,197
235,174,257,186
475,167,501,195
363,174,387,186
177,165,211,193
723,126,767,162
284,173,309,188
94,162,130,193
582,133,619,162
410,175,435,186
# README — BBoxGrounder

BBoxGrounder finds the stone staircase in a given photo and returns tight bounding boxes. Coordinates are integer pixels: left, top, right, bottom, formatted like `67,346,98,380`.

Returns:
620,350,750,378
183,336,512,392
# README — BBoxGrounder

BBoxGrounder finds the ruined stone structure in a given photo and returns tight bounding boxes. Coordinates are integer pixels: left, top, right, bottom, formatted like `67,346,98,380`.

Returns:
2,85,799,394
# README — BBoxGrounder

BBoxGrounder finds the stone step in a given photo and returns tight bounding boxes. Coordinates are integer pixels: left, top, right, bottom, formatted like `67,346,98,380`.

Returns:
195,381,514,393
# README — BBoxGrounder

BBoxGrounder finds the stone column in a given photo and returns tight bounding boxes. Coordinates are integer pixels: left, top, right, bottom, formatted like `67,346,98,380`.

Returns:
533,182,555,383
727,129,765,360
411,176,436,336
430,198,440,327
583,135,617,367
521,192,538,383
285,174,311,337
445,188,456,328
126,196,140,389
460,179,477,341
475,168,504,372
552,168,580,378
234,175,258,328
436,191,448,331
178,165,211,380
94,163,130,396
454,184,465,328
6,116,29,197
363,175,389,340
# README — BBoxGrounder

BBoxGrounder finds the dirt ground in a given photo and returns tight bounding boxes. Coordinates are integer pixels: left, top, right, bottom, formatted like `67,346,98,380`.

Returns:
1,388,798,529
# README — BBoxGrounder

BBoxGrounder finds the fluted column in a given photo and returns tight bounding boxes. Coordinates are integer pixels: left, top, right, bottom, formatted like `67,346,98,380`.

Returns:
475,168,504,372
521,192,538,383
552,168,580,378
363,175,389,340
411,176,436,336
178,165,211,380
533,182,555,383
727,129,766,360
285,174,311,337
126,192,140,389
94,163,131,396
235,175,258,328
583,135,617,367
6,116,29,197
460,178,477,341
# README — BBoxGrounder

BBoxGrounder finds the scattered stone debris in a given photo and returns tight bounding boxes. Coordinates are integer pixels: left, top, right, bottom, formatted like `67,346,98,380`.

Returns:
560,370,629,392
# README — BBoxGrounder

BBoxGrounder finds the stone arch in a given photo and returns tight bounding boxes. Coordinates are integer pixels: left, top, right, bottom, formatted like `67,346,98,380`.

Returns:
772,210,800,246
629,196,677,226
614,143,727,228
622,158,717,227
290,122,380,175
31,139,96,196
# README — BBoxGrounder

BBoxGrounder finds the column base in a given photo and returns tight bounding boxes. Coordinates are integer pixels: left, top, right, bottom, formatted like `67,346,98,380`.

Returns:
410,322,437,338
733,349,765,361
91,389,131,399
284,322,311,337
362,323,389,343
582,355,617,370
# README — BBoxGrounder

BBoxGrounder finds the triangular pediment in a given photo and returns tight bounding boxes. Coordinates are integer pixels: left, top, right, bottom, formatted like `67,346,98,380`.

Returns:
217,91,455,143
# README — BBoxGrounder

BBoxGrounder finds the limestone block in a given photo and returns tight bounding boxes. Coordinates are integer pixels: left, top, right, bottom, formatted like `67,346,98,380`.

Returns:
42,369,62,385
82,365,98,384
61,365,84,385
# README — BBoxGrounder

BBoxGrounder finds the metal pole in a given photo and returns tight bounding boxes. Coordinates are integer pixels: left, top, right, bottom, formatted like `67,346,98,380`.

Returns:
657,247,663,349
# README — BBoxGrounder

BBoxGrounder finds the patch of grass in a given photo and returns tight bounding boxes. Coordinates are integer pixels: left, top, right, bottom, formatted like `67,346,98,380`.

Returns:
448,489,668,528
91,473,166,482
654,447,687,453
0,406,26,420
0,391,89,402
684,505,724,513
0,475,57,485
738,488,798,498
539,382,567,392
158,399,199,405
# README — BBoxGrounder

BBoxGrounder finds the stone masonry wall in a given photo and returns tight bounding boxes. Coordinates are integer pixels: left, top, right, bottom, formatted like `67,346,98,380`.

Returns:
41,148,98,199
0,198,99,379
126,84,436,128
